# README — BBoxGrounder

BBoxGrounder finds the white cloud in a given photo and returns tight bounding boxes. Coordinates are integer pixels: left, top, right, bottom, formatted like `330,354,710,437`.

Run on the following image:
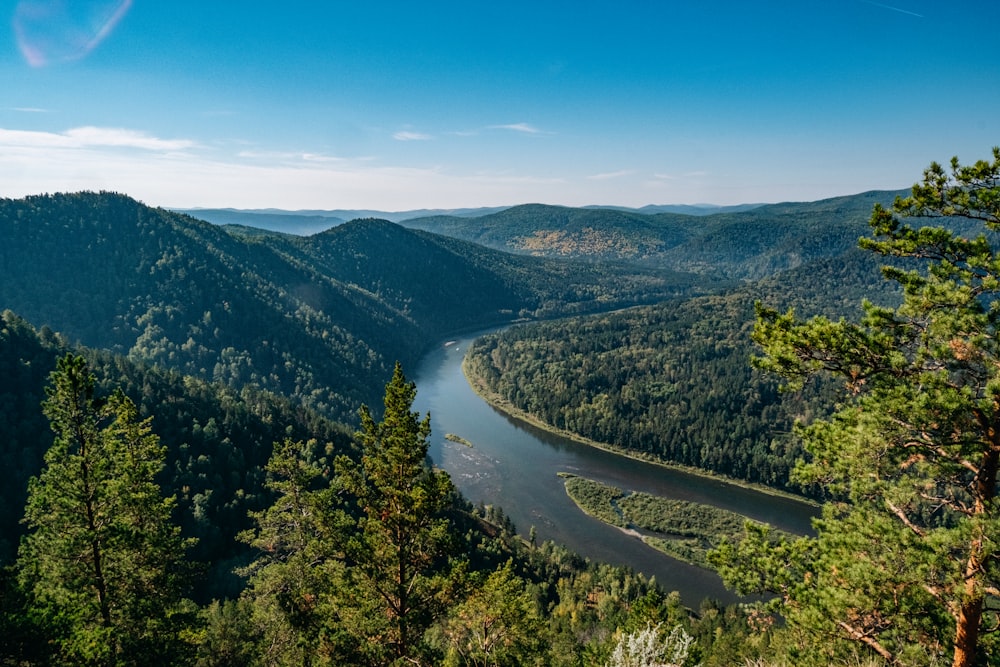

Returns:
652,170,708,180
0,126,196,151
489,123,543,134
235,149,346,164
393,130,432,141
0,130,575,209
588,170,634,181
64,126,197,151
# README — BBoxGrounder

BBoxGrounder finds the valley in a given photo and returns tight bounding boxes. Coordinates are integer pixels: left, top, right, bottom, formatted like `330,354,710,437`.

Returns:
2,177,993,664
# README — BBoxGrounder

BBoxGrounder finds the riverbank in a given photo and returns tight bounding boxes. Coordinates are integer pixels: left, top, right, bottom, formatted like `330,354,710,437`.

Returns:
461,355,818,508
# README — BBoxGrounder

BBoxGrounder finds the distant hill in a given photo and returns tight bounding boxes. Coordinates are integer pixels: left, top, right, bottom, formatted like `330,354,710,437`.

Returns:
173,205,513,235
0,192,694,422
402,191,910,280
585,203,765,215
170,208,346,235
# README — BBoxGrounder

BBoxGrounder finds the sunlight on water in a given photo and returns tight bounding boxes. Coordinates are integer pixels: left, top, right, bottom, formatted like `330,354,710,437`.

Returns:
14,0,132,66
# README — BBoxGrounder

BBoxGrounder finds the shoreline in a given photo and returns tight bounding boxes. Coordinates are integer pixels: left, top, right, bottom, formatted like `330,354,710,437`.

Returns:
461,355,818,508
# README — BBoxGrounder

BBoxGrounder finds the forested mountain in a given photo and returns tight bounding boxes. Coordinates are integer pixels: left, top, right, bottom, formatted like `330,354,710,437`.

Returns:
0,310,762,666
403,190,907,280
0,310,354,596
171,205,512,233
0,192,694,423
9,129,1000,667
463,245,903,492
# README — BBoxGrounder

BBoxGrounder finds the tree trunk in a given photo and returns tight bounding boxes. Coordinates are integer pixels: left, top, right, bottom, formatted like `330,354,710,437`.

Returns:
952,444,999,667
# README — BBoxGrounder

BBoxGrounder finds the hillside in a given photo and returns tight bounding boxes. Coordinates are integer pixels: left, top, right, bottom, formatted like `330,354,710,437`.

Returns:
463,245,902,492
0,310,355,596
403,190,908,280
0,192,696,422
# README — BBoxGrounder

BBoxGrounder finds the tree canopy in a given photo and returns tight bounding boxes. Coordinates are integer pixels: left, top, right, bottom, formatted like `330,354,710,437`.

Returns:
713,148,1000,667
19,354,194,666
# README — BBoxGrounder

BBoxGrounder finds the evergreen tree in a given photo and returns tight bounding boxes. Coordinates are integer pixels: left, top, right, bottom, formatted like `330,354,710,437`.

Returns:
239,438,356,666
712,149,1000,667
18,354,193,666
336,362,461,665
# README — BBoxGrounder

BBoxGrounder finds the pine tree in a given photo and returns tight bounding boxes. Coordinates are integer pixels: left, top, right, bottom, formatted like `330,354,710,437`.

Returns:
712,148,1000,667
18,354,193,666
239,437,356,666
336,361,461,665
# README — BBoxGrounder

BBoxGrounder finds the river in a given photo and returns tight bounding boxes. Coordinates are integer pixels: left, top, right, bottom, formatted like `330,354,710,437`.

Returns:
413,329,818,606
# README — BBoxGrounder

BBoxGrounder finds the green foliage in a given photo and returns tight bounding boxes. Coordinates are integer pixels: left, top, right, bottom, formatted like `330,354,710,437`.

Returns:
337,362,463,665
716,148,1000,667
0,192,694,427
238,438,357,666
462,253,890,490
0,310,60,563
563,476,783,569
432,560,547,666
0,311,356,600
18,354,195,666
2,185,962,666
563,476,629,527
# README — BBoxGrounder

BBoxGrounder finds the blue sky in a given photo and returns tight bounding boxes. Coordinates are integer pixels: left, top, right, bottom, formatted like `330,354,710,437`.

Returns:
2,0,999,210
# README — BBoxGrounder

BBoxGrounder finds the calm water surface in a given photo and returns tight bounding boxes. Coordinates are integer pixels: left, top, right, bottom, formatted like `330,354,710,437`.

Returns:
414,330,818,606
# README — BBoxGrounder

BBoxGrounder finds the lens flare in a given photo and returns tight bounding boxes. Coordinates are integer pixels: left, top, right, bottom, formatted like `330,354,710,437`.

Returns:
14,0,133,67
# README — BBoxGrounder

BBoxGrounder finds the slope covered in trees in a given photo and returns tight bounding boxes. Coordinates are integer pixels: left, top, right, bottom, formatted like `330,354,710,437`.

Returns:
0,309,354,598
0,192,695,423
464,246,900,491
712,148,1000,667
0,313,772,666
403,190,906,279
6,174,991,664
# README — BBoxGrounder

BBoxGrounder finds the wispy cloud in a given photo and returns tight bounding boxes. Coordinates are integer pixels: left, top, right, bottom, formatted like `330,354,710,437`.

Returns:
393,130,432,141
588,170,634,181
490,123,543,134
236,150,347,164
0,128,570,209
64,126,197,150
652,170,708,180
11,107,51,113
859,0,924,18
0,126,196,151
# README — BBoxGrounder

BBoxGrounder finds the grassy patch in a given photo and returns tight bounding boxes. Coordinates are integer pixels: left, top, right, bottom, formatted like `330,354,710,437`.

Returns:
562,476,628,528
444,433,473,447
560,474,788,570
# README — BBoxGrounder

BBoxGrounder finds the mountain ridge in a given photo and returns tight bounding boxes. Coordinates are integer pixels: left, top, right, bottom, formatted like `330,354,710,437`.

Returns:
0,191,695,422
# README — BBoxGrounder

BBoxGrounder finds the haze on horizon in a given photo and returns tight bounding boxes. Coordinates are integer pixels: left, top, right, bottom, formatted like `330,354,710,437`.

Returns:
2,0,999,211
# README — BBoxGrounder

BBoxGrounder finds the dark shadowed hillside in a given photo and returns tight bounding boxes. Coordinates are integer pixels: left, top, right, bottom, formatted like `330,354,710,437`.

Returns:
0,192,696,422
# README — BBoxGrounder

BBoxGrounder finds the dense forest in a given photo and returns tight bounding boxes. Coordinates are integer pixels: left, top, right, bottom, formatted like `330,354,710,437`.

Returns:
402,190,905,279
3,157,1000,666
0,312,766,666
463,246,900,492
0,192,697,424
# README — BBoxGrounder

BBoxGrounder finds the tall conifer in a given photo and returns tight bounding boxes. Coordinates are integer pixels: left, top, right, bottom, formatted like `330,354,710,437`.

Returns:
19,354,192,666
